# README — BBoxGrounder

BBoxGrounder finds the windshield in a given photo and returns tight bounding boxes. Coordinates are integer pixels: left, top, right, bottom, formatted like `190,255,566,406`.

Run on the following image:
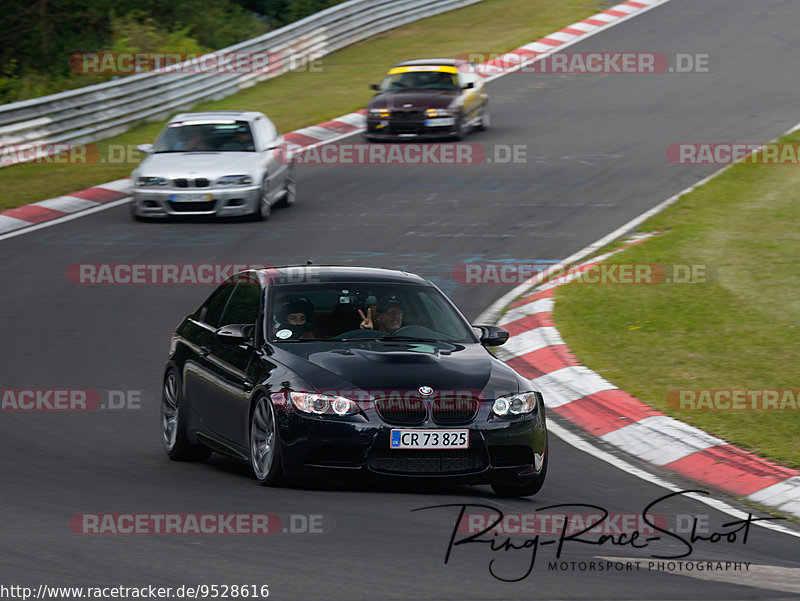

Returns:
154,120,255,153
268,282,475,343
380,69,459,91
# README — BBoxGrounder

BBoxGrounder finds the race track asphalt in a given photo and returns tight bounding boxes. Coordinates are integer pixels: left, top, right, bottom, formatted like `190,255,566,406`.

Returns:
1,1,799,599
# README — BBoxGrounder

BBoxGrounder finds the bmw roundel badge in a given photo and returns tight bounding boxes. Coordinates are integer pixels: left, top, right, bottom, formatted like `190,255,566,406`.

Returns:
419,386,434,396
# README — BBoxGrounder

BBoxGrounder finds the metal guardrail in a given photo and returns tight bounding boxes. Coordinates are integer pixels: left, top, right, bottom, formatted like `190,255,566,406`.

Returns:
0,0,484,166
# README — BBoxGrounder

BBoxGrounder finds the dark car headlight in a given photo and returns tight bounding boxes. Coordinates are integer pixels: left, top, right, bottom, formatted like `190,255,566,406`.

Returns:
137,176,168,186
492,391,541,417
289,392,360,416
368,108,390,118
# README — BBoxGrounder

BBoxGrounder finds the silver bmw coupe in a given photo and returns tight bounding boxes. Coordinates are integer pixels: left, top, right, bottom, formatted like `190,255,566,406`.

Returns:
130,111,294,221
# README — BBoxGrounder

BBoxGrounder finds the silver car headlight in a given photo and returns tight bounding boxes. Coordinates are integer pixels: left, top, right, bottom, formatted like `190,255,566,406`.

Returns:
492,392,541,416
137,176,168,186
217,175,253,186
289,392,360,416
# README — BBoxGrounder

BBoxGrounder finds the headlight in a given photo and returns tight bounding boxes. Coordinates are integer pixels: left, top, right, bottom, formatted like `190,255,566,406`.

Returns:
289,392,360,416
492,392,540,416
368,108,390,118
425,108,454,117
137,176,168,186
217,175,253,186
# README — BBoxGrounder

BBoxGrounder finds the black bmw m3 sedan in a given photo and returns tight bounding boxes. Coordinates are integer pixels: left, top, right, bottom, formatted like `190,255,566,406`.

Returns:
161,265,548,496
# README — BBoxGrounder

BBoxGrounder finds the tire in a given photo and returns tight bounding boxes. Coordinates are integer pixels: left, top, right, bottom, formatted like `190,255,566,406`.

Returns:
490,445,548,497
251,178,271,221
453,114,469,141
161,369,212,462
274,166,296,208
476,103,490,131
250,395,284,486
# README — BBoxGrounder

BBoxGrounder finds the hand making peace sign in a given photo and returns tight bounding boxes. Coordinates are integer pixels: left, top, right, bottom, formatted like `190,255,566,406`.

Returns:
358,306,376,330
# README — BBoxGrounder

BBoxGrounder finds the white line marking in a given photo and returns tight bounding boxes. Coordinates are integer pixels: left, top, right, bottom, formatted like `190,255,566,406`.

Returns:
596,556,800,595
497,298,554,326
748,477,800,513
565,21,599,32
544,31,577,42
518,42,559,54
0,198,132,242
590,13,620,22
600,415,725,466
496,326,564,359
534,366,616,408
96,178,133,193
34,196,99,213
0,215,33,233
547,421,800,538
331,112,367,128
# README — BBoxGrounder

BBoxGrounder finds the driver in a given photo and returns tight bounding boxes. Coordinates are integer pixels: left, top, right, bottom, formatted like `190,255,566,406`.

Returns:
358,294,403,333
274,297,315,339
221,126,254,151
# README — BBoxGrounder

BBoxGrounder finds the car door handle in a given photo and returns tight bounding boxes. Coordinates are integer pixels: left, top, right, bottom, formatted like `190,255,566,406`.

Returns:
200,345,211,357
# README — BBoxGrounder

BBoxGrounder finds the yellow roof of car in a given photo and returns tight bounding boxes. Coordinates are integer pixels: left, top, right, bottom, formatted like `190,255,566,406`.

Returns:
388,65,459,74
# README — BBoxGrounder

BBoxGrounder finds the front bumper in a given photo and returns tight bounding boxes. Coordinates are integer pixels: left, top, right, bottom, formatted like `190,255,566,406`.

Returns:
275,404,547,484
365,116,460,140
130,185,261,218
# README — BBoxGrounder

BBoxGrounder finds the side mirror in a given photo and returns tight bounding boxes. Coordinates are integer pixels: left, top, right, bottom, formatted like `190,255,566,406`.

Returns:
370,83,380,91
216,324,253,346
462,82,474,89
136,143,154,154
473,325,509,347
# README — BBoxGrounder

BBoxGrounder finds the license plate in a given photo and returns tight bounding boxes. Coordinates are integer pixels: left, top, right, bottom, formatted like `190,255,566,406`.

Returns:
170,193,212,202
390,429,468,449
424,117,455,127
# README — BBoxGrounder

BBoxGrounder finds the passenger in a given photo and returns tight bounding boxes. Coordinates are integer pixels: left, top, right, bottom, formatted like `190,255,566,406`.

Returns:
221,127,254,151
274,297,315,339
358,294,403,334
181,128,208,151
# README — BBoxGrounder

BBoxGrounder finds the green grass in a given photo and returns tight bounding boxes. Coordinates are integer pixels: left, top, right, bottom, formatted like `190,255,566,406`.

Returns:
553,132,800,469
0,0,611,210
